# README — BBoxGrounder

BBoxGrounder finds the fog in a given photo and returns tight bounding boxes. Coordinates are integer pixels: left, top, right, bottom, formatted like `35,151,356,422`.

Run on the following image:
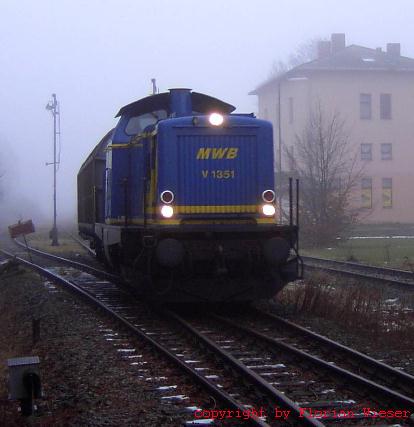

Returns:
1,0,413,228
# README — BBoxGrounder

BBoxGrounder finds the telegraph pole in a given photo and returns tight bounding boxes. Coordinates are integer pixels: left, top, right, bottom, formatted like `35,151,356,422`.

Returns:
46,94,60,246
277,80,283,221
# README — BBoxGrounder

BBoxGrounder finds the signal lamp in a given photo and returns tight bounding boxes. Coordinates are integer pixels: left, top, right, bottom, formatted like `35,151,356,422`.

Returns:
209,112,224,126
262,204,276,217
262,189,275,203
160,205,174,218
160,190,174,204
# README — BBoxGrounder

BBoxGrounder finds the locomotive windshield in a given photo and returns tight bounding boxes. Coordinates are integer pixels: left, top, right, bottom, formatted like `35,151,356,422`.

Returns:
125,109,168,135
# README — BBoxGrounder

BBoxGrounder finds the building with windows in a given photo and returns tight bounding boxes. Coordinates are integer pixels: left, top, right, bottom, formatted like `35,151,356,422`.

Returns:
250,33,414,223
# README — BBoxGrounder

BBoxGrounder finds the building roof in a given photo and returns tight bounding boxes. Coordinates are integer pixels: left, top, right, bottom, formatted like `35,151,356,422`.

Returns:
250,44,414,95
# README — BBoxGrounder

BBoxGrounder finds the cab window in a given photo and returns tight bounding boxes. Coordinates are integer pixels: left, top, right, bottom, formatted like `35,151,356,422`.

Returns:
125,110,168,135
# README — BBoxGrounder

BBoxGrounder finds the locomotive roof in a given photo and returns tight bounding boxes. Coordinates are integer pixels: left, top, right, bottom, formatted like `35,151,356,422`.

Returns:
78,129,113,174
115,91,235,117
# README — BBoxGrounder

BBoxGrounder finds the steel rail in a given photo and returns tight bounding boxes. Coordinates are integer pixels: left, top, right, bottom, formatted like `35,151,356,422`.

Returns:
167,310,324,427
303,255,414,288
0,248,269,427
12,238,118,283
255,309,414,396
213,314,414,411
67,232,96,257
303,255,414,279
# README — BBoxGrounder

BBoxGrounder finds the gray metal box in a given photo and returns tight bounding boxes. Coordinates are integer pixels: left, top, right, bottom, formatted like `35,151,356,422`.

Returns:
7,356,40,399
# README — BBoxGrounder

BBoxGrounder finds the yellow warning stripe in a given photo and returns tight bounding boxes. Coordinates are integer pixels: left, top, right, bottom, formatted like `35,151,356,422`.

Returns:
106,142,144,150
105,130,158,151
256,218,277,224
175,205,258,214
143,205,260,215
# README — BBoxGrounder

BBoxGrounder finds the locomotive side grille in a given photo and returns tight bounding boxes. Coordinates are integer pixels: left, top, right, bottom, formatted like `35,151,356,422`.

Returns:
177,134,258,213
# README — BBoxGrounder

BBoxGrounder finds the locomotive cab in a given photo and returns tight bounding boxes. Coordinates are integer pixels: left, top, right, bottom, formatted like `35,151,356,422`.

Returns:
78,88,301,302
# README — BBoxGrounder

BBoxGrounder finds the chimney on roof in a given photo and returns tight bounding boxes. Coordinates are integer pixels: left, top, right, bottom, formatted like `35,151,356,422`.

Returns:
331,33,346,53
386,43,401,57
318,40,331,58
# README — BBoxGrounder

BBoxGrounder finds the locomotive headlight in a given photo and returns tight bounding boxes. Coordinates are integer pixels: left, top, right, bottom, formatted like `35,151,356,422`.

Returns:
209,112,224,126
262,204,276,216
160,205,174,218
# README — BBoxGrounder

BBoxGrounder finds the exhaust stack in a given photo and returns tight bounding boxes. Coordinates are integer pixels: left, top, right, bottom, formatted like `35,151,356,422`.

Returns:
169,88,192,117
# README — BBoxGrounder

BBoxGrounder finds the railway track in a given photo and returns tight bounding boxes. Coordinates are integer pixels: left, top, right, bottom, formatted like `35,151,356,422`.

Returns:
0,247,297,426
2,241,414,425
0,246,267,425
171,311,414,425
219,308,414,398
12,237,117,282
66,232,96,257
303,255,414,289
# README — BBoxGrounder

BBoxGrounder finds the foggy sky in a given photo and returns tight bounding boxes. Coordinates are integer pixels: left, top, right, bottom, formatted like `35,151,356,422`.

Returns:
1,0,413,226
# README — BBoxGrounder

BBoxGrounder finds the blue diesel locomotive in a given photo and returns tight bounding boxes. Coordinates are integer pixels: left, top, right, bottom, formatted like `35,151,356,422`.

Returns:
78,89,300,301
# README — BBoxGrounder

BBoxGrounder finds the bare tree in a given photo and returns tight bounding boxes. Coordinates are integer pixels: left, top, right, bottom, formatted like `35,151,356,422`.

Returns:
285,104,362,246
269,37,324,78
